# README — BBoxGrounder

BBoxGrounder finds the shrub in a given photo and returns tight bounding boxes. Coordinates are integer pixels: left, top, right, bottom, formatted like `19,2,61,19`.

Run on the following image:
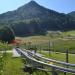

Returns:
0,26,15,43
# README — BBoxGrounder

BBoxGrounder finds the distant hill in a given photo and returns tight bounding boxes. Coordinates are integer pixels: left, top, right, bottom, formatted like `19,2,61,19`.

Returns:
68,11,75,21
0,1,64,22
0,1,75,36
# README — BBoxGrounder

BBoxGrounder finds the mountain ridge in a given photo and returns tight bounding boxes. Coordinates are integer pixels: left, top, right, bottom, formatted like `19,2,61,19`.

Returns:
0,1,75,36
68,11,75,21
0,1,61,22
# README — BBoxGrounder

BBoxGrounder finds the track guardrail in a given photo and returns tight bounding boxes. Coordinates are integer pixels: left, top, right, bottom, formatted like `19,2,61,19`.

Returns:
16,48,75,74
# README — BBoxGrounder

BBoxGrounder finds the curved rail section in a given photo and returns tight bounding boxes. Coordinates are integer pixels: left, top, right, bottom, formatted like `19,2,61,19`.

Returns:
16,48,75,74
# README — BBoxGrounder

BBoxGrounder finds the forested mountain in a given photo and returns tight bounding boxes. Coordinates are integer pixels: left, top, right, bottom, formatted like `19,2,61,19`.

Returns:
0,1,63,22
68,11,75,21
0,1,75,36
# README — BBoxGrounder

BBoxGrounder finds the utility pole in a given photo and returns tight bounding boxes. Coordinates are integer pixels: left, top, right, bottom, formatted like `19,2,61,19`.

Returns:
49,41,51,57
66,49,69,63
64,49,69,75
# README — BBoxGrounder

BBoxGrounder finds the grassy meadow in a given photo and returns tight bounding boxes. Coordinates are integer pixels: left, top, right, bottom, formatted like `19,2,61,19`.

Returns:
38,50,75,64
1,52,74,75
0,31,75,75
16,31,75,53
2,53,27,75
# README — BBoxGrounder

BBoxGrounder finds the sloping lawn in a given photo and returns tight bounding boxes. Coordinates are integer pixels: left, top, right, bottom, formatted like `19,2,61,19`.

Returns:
3,53,27,75
38,51,75,64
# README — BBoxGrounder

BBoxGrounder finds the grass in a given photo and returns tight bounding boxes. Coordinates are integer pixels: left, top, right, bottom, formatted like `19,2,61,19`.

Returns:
38,51,75,64
1,31,75,75
0,51,74,75
2,53,27,75
0,42,13,51
1,53,58,75
38,51,75,75
2,53,51,75
65,30,75,35
16,35,75,53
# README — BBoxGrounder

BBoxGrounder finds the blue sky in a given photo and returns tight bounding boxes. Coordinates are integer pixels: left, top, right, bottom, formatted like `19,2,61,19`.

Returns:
0,0,75,14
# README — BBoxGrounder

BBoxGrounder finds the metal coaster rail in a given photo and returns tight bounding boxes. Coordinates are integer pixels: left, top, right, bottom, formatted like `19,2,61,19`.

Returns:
16,48,75,74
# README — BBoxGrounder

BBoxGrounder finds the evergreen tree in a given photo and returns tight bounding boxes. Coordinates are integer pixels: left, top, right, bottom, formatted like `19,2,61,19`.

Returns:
0,26,15,43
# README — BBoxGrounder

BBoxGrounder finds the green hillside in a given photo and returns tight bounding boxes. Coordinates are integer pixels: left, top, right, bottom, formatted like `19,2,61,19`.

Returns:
0,1,75,36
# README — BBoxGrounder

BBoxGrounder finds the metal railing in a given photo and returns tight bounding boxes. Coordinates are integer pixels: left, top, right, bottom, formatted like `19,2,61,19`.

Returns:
16,48,75,74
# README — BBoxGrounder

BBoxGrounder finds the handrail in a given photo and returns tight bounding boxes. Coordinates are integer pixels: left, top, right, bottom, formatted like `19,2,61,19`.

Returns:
26,50,75,67
16,48,75,73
